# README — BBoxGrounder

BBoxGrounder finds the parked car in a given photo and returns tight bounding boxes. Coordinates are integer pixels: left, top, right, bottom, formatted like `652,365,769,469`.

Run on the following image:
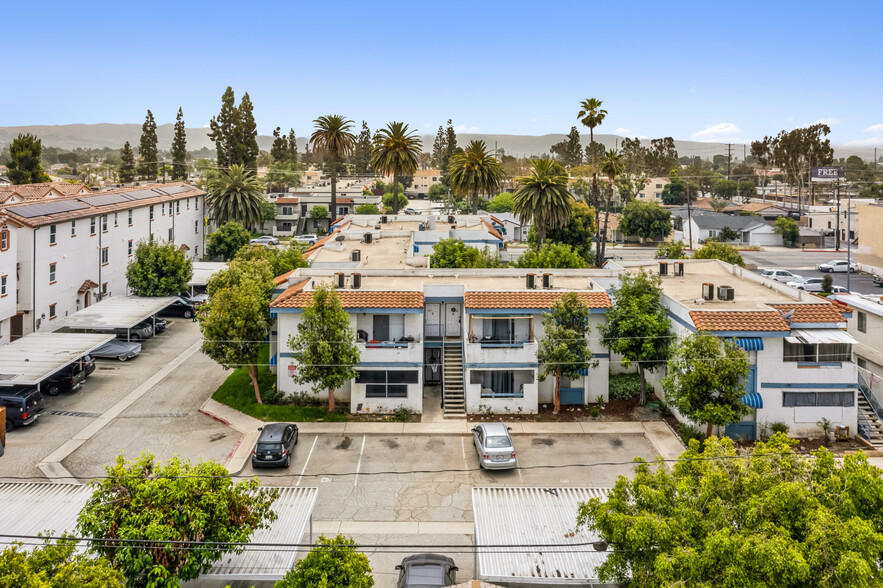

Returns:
77,354,96,377
158,298,196,319
179,291,209,306
45,363,87,396
471,422,517,470
817,260,858,273
137,317,166,334
829,285,850,293
113,322,153,341
760,269,803,283
0,386,45,431
403,206,420,215
396,554,458,588
91,340,142,362
251,423,298,468
250,235,280,246
873,274,883,287
787,277,824,292
292,234,319,246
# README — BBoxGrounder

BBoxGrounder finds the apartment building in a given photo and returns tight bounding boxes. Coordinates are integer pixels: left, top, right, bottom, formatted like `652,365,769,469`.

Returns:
0,220,18,341
0,182,92,205
404,169,443,198
1,183,205,336
272,192,381,236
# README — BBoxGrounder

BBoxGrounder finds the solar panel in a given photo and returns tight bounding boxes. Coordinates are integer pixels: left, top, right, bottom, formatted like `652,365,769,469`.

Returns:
155,185,190,195
11,200,90,218
80,194,130,206
125,189,160,201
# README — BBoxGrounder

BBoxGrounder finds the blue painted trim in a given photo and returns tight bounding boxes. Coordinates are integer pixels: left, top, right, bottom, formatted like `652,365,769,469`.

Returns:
358,361,422,367
424,297,464,303
713,331,788,338
790,322,846,329
271,308,302,316
423,341,444,348
797,362,843,367
468,309,535,316
480,393,525,398
593,353,610,358
589,308,608,314
667,310,698,332
467,362,538,369
761,382,858,389
279,352,293,357
480,342,525,348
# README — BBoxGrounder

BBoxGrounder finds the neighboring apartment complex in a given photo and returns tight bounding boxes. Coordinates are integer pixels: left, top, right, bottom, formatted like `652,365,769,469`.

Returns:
272,192,381,236
0,183,206,338
857,203,883,272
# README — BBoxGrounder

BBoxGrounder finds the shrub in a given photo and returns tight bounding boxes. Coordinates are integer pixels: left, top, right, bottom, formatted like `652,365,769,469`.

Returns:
821,274,833,293
770,421,790,435
678,423,706,445
393,406,414,422
609,373,642,400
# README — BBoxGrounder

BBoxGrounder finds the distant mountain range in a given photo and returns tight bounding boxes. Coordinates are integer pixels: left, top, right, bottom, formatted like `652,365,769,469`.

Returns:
0,123,874,161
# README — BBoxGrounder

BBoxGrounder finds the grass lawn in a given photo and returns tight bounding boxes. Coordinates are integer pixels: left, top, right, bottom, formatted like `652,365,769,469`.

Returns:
212,345,348,422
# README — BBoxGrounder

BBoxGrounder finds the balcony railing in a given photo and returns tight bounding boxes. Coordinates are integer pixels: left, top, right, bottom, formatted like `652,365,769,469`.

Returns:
425,323,443,339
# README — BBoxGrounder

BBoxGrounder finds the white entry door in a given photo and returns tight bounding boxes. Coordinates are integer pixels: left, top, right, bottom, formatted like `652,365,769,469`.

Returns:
424,303,441,338
445,304,462,337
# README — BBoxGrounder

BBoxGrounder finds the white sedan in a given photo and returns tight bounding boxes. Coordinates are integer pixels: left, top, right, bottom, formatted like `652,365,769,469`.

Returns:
787,277,824,292
817,260,858,273
761,269,803,283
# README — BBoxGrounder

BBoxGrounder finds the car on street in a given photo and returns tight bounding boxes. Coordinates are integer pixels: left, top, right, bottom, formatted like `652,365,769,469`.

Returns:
760,269,803,283
830,285,850,293
292,234,320,246
251,423,299,468
45,363,87,396
396,554,458,588
0,386,45,431
471,422,517,470
91,340,142,362
817,260,858,273
874,275,883,287
250,235,279,246
787,277,824,292
403,206,420,215
158,298,196,319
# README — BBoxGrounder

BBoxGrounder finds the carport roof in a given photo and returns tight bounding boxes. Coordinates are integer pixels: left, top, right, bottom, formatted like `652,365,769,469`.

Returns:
49,296,178,331
472,486,611,584
0,333,114,385
188,261,228,287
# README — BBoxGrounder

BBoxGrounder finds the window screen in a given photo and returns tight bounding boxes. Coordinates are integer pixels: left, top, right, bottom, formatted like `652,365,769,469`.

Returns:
783,391,854,407
357,370,417,397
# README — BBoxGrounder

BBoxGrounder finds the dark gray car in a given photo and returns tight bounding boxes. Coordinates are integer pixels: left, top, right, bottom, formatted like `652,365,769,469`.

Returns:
396,554,457,588
251,423,298,468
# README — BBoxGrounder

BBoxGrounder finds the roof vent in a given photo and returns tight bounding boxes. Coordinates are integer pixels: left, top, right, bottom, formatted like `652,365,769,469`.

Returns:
658,262,669,276
717,285,734,301
352,273,361,289
673,262,684,277
526,273,536,289
335,272,345,288
381,215,388,224
364,232,373,244
352,250,361,262
702,283,714,301
542,273,553,289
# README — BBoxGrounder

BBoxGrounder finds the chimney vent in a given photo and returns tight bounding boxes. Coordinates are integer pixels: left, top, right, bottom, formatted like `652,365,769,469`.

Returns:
702,282,714,301
352,249,361,262
658,262,669,276
673,262,684,276
542,273,553,289
526,273,536,289
352,273,362,289
335,273,345,288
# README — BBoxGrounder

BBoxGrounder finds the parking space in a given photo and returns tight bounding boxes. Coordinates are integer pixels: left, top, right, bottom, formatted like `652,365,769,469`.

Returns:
750,267,880,295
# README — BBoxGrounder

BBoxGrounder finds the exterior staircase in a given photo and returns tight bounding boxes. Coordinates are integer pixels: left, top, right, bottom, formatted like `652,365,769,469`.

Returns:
443,345,466,418
858,372,883,448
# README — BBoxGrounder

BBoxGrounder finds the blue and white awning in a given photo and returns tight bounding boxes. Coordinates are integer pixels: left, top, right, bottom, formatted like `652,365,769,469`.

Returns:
735,337,764,351
742,391,763,408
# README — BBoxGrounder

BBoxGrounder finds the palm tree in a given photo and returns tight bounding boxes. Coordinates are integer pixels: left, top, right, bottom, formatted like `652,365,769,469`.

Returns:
311,115,356,221
447,140,505,214
370,122,421,214
577,98,607,267
512,159,574,246
599,149,625,262
206,164,265,229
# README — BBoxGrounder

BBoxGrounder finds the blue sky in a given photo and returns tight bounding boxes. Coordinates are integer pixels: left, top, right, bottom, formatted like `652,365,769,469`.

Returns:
3,0,882,146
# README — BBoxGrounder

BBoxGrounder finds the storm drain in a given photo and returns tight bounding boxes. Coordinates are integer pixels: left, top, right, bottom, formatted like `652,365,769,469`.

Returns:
49,410,101,418
118,412,188,419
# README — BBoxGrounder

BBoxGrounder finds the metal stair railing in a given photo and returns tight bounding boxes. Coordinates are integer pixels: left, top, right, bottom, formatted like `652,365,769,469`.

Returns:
859,371,883,420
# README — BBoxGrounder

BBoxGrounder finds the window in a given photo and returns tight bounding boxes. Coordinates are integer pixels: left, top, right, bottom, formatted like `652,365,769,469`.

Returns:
1,275,7,296
195,199,198,210
149,205,155,221
858,357,868,370
168,228,174,242
49,303,56,319
101,247,109,265
858,311,867,334
0,230,8,251
356,370,417,398
71,220,76,236
90,217,96,235
162,203,166,216
313,219,321,228
176,201,180,214
656,184,663,189
49,263,56,283
187,198,190,210
282,206,293,216
783,391,854,407
101,282,107,295
194,220,199,234
49,224,56,245
127,240,133,256
195,246,199,257
114,212,118,226
102,215,108,232
784,341,852,363
128,209,133,225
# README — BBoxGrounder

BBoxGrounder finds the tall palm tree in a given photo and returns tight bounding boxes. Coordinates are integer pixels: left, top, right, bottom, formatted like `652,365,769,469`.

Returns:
512,159,574,246
599,149,625,262
370,122,421,214
447,140,505,214
577,98,607,267
206,164,264,229
311,115,356,221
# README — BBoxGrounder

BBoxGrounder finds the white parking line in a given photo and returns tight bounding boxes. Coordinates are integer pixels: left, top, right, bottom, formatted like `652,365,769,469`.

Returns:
296,436,318,487
354,435,366,487
461,436,467,464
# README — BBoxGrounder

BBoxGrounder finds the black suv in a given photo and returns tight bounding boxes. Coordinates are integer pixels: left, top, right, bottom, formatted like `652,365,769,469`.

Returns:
45,363,87,397
396,554,458,588
1,386,45,431
159,298,196,319
251,423,298,468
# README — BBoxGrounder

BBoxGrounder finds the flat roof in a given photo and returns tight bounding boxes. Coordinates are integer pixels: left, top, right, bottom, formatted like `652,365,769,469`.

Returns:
472,487,611,584
0,333,114,385
188,261,228,287
833,293,883,316
50,296,179,331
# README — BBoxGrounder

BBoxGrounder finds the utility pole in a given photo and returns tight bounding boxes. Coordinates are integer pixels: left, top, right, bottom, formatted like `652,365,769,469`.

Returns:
847,182,852,292
727,143,732,180
686,182,693,249
834,183,841,251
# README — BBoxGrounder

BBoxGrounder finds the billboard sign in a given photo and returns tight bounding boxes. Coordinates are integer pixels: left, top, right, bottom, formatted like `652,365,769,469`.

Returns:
811,166,844,182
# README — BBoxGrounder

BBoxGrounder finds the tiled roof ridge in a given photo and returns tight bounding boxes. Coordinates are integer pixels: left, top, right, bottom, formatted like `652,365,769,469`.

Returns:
272,278,310,305
271,287,424,309
689,309,791,332
480,218,504,241
305,220,352,255
466,291,611,309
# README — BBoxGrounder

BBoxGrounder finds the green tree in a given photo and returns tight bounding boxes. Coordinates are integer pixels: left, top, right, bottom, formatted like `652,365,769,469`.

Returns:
515,242,587,269
693,241,745,266
663,332,750,437
0,539,125,588
599,149,625,262
738,179,756,202
311,115,356,220
206,164,265,228
119,141,136,183
619,200,672,242
550,126,583,168
171,107,188,181
577,434,883,587
77,453,278,588
381,192,408,213
600,269,671,405
750,136,774,192
233,242,309,277
6,133,50,184
270,127,289,163
137,109,158,180
354,203,380,214
441,119,458,179
661,177,688,205
577,98,607,266
525,201,595,263
275,535,373,588
310,205,328,220
774,216,800,246
208,87,238,168
447,140,505,214
427,183,448,202
655,240,688,259
289,284,360,412
429,238,501,269
715,226,741,242
772,124,834,207
206,221,252,260
287,128,298,164
430,124,447,170
645,137,679,176
265,161,302,193
537,292,592,414
712,178,738,199
513,159,574,246
126,239,192,296
352,121,372,175
486,192,514,213
235,92,260,170
371,122,421,215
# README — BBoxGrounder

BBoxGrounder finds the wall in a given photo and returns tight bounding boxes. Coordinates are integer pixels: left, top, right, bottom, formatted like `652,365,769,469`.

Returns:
0,225,18,343
858,204,883,272
466,370,538,414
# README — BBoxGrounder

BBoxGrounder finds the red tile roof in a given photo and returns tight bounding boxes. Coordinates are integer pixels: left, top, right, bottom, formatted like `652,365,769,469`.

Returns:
466,291,611,309
271,288,423,309
276,197,300,204
480,219,504,241
767,303,848,323
304,220,352,255
689,310,791,332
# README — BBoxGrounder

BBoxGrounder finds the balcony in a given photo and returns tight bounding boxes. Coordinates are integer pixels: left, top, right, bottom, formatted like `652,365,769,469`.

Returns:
356,339,422,364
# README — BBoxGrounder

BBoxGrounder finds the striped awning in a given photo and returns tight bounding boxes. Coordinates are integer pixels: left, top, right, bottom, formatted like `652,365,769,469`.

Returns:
735,337,764,351
742,391,763,408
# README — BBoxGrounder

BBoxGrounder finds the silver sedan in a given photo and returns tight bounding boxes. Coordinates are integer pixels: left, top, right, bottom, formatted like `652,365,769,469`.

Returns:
471,422,517,470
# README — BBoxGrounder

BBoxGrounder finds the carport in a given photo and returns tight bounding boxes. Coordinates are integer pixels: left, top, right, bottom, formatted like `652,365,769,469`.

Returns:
0,482,319,582
49,296,178,341
0,333,114,391
188,262,227,294
472,486,613,586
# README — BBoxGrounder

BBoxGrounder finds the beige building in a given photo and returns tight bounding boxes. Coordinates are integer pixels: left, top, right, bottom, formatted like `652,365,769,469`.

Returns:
857,203,883,271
